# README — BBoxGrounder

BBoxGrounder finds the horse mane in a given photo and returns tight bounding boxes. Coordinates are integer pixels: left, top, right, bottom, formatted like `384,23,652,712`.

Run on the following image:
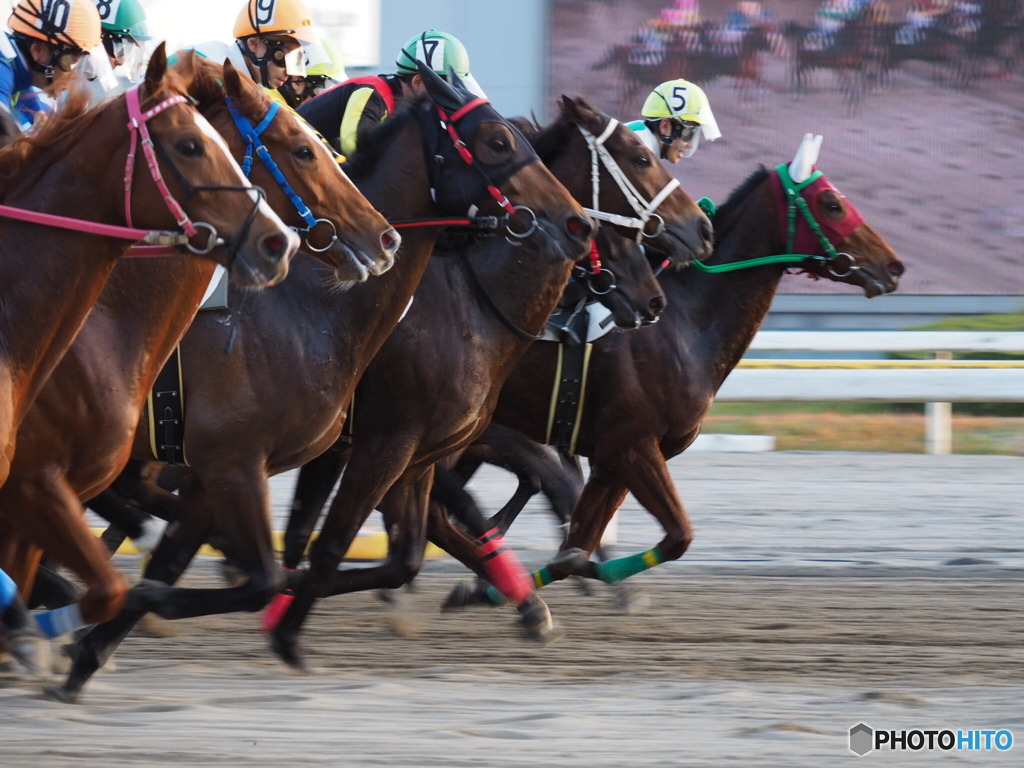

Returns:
711,165,771,242
521,97,606,162
0,69,189,199
341,96,429,180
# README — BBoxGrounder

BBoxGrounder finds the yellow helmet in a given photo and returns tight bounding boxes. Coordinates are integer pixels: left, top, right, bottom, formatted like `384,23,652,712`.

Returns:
233,0,317,44
9,0,102,51
642,80,717,129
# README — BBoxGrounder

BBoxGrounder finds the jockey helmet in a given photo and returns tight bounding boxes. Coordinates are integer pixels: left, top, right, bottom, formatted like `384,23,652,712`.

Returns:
233,0,324,85
396,29,486,98
640,79,721,158
9,0,102,52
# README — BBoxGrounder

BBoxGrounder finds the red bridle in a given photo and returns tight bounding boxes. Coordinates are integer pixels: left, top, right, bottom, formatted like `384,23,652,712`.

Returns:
0,84,216,256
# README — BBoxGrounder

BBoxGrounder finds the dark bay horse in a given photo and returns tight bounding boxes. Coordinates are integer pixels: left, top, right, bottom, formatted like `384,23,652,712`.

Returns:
57,65,591,703
267,98,713,666
443,135,905,607
0,44,296,494
0,56,395,654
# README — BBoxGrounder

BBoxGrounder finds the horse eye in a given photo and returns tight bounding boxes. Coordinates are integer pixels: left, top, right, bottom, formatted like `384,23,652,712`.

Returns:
825,201,843,214
489,136,509,152
633,154,651,168
176,138,204,158
294,146,315,161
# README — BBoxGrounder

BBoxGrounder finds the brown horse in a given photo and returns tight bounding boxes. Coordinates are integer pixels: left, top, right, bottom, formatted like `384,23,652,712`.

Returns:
442,135,905,607
57,65,591,703
0,45,296,495
0,56,395,654
266,98,713,666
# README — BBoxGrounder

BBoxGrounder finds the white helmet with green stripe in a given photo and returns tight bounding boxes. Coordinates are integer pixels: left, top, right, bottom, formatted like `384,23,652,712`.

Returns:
396,29,486,98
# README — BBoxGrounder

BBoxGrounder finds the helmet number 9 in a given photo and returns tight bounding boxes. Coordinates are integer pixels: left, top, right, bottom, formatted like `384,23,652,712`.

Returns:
671,86,688,114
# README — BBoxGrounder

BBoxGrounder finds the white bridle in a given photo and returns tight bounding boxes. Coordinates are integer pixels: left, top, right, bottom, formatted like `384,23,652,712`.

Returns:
578,119,681,243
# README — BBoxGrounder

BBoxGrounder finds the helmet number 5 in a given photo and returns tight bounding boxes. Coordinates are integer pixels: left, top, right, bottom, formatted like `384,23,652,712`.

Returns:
671,86,688,114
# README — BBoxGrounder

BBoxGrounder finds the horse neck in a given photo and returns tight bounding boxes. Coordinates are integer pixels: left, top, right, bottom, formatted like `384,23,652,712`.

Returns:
304,115,442,363
0,108,130,417
91,258,218,376
661,179,786,389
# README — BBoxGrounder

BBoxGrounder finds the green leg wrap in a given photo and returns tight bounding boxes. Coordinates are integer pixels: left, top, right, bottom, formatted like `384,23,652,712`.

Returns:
486,566,555,605
594,547,664,584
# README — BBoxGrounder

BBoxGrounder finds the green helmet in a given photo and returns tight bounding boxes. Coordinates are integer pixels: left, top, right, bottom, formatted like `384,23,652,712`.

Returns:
395,29,486,97
93,0,151,43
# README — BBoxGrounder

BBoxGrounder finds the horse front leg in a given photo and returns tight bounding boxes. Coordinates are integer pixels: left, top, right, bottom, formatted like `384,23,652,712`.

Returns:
55,480,212,704
283,440,350,569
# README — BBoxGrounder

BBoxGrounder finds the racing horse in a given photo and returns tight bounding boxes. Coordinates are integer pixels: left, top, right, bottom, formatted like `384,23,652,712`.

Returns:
57,64,591,703
0,54,395,668
441,134,905,607
0,43,295,500
267,96,713,667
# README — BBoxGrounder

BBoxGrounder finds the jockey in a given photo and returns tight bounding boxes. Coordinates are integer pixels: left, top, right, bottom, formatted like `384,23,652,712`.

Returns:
274,35,345,109
298,28,486,158
91,0,151,77
1,0,102,129
180,0,325,91
627,78,721,163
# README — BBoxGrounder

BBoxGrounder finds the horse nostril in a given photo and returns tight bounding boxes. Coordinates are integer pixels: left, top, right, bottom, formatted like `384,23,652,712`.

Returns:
381,228,401,257
886,260,905,278
261,234,286,258
649,294,667,316
565,215,592,241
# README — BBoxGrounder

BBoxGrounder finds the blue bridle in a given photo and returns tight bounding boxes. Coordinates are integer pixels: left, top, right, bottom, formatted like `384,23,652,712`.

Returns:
225,97,338,253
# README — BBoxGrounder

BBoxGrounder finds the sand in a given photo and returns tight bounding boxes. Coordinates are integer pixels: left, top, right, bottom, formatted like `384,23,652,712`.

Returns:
3,452,1023,766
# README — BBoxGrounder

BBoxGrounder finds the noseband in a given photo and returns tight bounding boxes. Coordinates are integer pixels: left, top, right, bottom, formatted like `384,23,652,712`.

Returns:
578,118,680,244
226,98,339,254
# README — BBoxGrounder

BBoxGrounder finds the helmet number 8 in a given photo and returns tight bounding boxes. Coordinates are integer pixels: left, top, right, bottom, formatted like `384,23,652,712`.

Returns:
671,85,688,114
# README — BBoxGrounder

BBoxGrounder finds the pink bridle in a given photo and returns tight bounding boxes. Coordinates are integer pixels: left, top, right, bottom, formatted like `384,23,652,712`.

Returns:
0,84,220,257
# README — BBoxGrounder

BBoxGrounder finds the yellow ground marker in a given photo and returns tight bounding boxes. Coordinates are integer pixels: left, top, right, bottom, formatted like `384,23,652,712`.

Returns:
90,529,446,560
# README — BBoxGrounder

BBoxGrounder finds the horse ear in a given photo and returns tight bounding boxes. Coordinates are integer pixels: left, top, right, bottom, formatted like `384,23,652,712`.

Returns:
559,95,586,124
789,132,815,183
418,60,462,113
145,42,168,89
223,59,245,101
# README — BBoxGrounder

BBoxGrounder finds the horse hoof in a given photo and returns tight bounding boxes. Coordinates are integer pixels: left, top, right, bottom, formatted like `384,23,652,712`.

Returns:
571,575,594,597
517,596,559,642
615,585,650,616
43,684,79,704
546,548,590,578
269,634,306,672
441,581,473,611
376,588,397,606
7,629,51,680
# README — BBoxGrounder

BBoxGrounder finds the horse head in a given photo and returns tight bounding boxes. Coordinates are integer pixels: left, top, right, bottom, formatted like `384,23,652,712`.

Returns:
134,43,298,287
584,228,667,328
416,61,592,265
780,133,904,297
172,53,399,283
554,95,713,267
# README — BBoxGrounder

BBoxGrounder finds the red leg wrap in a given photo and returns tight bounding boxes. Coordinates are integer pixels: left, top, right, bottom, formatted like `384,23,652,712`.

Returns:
476,528,534,605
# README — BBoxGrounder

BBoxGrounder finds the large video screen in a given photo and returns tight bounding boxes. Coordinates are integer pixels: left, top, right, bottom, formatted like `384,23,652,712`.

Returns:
549,0,1024,294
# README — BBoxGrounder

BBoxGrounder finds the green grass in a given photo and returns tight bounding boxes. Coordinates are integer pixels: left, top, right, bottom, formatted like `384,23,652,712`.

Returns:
910,312,1024,332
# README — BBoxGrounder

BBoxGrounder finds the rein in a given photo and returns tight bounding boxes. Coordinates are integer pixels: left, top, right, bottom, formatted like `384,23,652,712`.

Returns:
578,118,679,244
689,164,859,276
0,85,221,255
226,98,339,254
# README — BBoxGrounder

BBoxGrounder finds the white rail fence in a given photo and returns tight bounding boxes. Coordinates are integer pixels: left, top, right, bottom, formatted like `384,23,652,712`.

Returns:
717,332,1024,454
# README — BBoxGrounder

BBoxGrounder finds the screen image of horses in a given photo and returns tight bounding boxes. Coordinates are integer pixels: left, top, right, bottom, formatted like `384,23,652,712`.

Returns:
550,0,1024,294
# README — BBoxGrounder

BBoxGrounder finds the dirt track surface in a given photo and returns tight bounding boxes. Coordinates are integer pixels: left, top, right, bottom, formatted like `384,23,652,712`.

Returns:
4,453,1024,765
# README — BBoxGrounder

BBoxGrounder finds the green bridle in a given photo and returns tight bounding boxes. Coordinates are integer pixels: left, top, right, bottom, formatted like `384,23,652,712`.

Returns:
690,163,847,274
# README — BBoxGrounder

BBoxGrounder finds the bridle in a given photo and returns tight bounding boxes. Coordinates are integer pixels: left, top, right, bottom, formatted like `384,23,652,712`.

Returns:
689,163,865,276
578,117,680,244
0,83,259,260
391,97,540,244
226,97,339,253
